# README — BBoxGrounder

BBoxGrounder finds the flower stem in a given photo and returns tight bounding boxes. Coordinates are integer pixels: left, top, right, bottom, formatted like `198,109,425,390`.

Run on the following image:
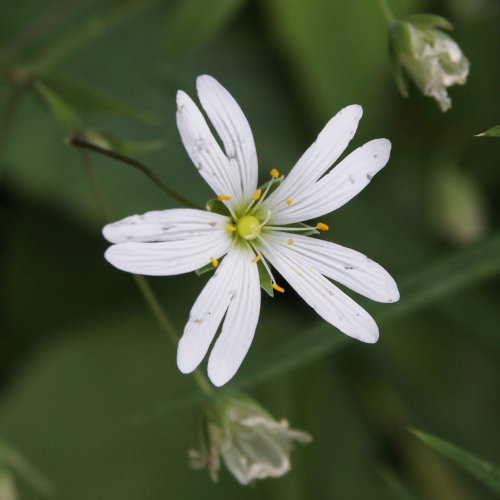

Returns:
79,153,213,395
379,0,395,25
68,135,201,209
0,87,23,180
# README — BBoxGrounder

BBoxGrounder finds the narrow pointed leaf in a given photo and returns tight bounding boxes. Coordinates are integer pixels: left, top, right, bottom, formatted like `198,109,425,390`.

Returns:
475,125,500,137
81,130,164,155
34,80,81,130
410,429,500,493
37,74,159,123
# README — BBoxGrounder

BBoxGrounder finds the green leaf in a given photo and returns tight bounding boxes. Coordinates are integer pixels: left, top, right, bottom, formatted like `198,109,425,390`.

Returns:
37,74,159,124
33,80,81,130
0,439,53,496
238,232,500,387
164,0,248,63
81,130,164,155
410,429,500,494
400,14,454,31
475,125,500,137
257,259,274,297
206,197,231,216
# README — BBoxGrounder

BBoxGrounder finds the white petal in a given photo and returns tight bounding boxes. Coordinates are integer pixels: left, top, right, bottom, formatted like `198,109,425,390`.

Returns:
264,232,399,303
176,90,240,204
269,138,391,225
197,75,258,201
104,232,231,276
259,239,379,343
207,246,260,386
103,209,230,243
263,105,363,214
177,250,242,374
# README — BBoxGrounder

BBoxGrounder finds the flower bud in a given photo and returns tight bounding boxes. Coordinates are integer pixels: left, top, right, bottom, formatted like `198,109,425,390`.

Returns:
389,14,469,111
189,393,312,484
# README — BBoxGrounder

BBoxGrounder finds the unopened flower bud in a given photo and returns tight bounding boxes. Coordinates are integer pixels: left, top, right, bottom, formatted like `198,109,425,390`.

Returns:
189,393,312,485
389,14,469,111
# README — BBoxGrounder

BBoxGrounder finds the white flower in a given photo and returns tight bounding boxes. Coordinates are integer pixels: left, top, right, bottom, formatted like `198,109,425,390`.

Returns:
103,75,399,386
189,393,312,484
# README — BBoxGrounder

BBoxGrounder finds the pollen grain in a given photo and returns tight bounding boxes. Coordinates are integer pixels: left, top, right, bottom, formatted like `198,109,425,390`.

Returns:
209,257,219,267
217,195,232,201
316,222,329,231
272,283,285,293
270,168,280,178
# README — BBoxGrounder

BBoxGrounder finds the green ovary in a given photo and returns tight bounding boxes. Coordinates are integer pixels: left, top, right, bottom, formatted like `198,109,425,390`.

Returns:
236,215,261,240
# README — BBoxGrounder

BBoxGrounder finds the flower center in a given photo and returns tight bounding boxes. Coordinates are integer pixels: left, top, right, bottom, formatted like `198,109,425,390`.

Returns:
236,215,261,240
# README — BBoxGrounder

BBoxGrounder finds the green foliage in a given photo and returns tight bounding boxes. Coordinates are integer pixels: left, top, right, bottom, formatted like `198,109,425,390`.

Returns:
476,125,500,137
411,429,500,494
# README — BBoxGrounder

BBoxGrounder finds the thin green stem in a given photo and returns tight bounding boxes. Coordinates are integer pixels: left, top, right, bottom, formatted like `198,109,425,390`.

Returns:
379,0,395,25
0,86,23,179
80,153,213,396
68,135,201,209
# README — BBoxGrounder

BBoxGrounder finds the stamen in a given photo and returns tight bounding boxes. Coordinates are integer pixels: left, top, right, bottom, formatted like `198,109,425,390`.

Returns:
316,222,329,231
209,257,219,267
270,168,280,178
272,283,285,293
252,189,262,200
286,199,293,206
252,254,262,263
218,195,232,201
287,239,294,245
226,224,237,232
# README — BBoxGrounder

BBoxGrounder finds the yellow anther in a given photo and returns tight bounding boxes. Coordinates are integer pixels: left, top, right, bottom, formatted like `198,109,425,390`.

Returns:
209,257,219,267
270,168,280,178
252,254,262,263
272,283,285,293
252,189,262,201
316,222,329,231
226,224,237,232
218,195,232,201
286,199,293,206
287,239,294,245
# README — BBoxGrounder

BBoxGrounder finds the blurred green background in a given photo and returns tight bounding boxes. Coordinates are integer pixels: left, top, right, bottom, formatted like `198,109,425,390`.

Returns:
1,0,499,498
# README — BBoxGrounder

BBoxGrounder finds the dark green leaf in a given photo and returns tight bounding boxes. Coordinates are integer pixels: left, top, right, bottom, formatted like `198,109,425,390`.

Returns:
34,80,81,130
475,125,500,137
410,429,500,494
37,74,159,123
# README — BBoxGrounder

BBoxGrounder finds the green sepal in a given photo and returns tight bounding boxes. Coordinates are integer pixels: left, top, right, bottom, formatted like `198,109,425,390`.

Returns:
81,130,164,155
195,262,217,276
206,198,231,216
257,260,274,297
389,21,417,58
34,80,81,130
400,14,453,31
475,125,500,137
